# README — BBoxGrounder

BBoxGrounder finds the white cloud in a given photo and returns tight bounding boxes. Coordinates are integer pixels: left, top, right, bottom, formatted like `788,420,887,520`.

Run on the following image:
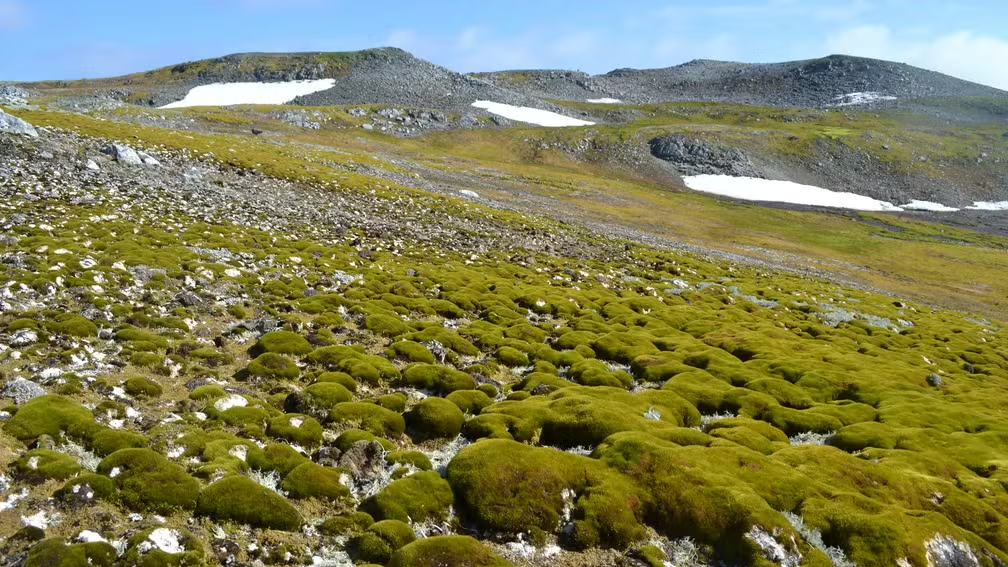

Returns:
0,0,28,30
826,25,1008,90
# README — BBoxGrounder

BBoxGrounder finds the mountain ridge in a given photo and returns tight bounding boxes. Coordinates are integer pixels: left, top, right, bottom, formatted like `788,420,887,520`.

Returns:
15,49,1008,110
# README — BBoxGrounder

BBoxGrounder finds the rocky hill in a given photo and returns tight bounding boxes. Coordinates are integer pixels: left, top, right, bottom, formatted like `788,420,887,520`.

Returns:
476,54,1008,107
26,48,568,113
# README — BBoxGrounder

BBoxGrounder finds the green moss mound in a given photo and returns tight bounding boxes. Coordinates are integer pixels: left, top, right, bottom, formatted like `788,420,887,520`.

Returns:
315,371,358,391
281,462,351,501
335,429,397,452
494,346,529,367
320,511,375,536
285,382,352,418
96,448,200,513
267,413,323,446
400,364,477,395
364,471,455,523
329,402,405,437
446,390,494,414
15,449,81,482
123,376,163,398
355,520,417,564
251,330,313,356
246,442,310,476
387,341,436,364
3,395,96,443
46,314,98,338
248,352,300,380
197,475,302,531
405,397,465,442
26,538,117,567
388,536,512,567
386,450,433,471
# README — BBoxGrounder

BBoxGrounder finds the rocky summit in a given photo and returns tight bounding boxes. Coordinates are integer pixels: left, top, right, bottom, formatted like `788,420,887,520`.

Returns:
0,47,1007,567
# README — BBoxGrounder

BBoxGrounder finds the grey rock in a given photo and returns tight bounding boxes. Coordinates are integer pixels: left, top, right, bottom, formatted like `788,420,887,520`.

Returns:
458,114,480,127
337,440,387,479
0,108,39,138
100,143,143,165
9,328,38,347
86,159,100,171
649,134,762,177
175,290,202,307
348,107,367,117
0,84,29,105
137,150,160,166
927,373,943,387
1,378,46,405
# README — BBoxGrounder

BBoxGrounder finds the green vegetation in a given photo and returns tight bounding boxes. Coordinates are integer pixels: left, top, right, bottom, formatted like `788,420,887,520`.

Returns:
354,520,417,564
281,462,351,501
388,536,512,567
197,475,303,530
26,538,117,567
405,397,465,442
96,448,200,513
364,471,455,523
250,330,313,356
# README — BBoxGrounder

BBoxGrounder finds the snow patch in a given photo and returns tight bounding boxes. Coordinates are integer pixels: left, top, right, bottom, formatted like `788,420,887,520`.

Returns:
472,100,594,127
161,79,336,108
683,175,903,211
832,92,897,106
901,200,960,212
586,98,622,104
967,200,1008,211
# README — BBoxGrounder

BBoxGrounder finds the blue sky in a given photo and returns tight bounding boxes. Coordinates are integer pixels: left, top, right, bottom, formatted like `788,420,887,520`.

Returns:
2,0,1008,89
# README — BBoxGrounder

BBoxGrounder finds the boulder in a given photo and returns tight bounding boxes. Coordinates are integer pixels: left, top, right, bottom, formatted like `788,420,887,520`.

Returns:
1,378,46,405
0,109,38,138
649,134,761,177
100,143,143,165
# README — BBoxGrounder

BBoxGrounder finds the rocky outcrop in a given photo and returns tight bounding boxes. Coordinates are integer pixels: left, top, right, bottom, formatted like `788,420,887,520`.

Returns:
649,134,761,177
0,109,38,138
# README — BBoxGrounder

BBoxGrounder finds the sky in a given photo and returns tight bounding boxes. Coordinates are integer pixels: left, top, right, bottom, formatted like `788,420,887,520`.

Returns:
2,0,1008,89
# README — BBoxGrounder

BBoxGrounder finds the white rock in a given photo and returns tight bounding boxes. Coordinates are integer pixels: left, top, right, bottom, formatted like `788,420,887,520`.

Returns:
214,394,247,411
21,510,49,529
77,530,107,543
144,528,184,554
